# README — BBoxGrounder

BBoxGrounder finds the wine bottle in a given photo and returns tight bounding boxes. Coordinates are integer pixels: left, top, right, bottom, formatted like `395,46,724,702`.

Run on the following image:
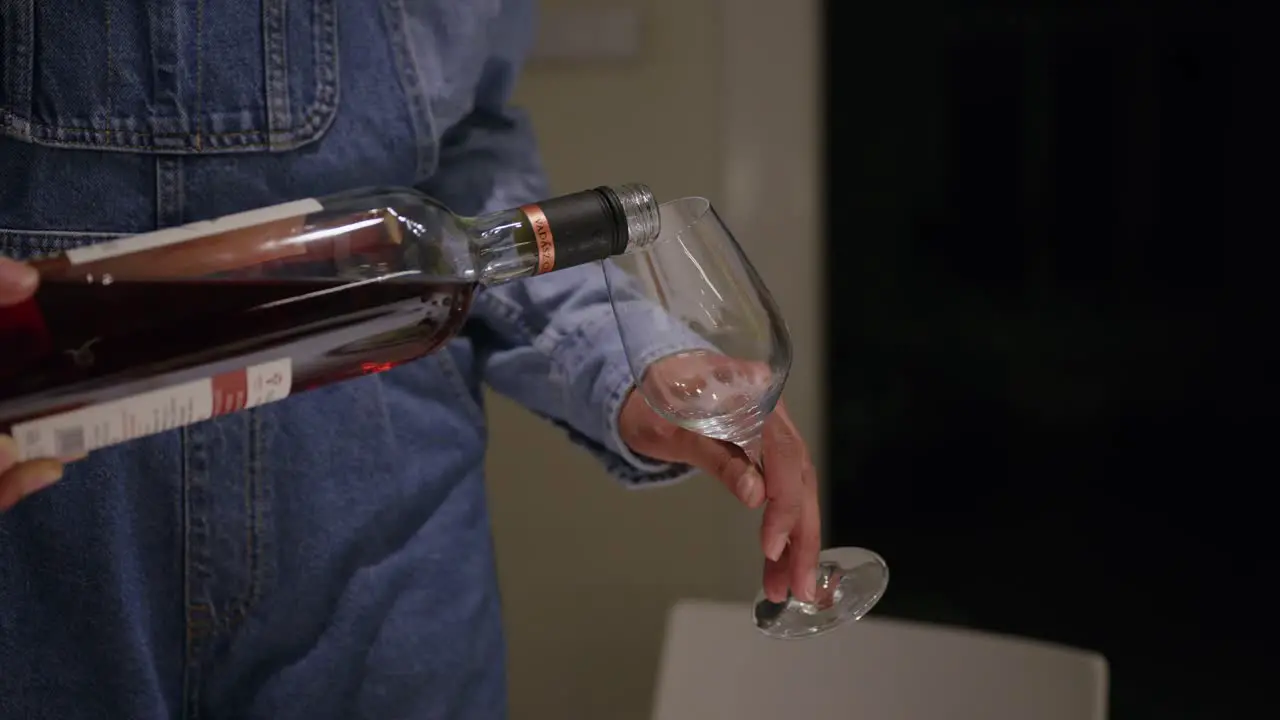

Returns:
0,184,661,461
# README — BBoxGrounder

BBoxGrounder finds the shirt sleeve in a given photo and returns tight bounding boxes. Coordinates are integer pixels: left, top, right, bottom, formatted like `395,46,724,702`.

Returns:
415,0,695,487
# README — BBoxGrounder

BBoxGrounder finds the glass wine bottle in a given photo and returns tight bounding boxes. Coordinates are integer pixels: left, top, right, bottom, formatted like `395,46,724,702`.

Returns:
0,184,660,461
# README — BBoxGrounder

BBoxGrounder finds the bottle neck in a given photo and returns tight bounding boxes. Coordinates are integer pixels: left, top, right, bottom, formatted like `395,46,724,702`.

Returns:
469,184,661,285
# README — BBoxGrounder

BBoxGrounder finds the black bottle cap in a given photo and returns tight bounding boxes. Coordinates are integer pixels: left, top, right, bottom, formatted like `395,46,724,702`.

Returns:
521,185,657,274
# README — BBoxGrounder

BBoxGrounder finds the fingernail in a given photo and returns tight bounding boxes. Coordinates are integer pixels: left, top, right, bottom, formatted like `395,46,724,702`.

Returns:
798,566,818,602
0,259,37,290
765,535,787,562
736,469,763,506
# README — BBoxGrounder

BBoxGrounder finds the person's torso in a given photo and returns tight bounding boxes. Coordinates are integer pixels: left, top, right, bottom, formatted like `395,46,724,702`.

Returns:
0,2,510,717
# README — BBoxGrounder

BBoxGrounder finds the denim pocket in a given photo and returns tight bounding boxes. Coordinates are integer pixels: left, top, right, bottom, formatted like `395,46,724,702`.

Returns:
0,0,338,153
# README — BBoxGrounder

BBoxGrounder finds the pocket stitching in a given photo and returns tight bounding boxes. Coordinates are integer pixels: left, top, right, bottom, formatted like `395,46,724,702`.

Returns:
0,0,339,153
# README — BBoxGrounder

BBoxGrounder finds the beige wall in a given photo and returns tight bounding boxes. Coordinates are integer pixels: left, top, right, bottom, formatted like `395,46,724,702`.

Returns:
484,1,821,718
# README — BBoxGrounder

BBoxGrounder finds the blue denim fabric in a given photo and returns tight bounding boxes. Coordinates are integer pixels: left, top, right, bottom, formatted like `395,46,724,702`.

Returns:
0,1,689,718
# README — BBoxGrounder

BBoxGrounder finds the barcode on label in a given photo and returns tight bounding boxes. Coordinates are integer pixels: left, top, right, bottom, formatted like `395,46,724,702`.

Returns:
54,427,87,458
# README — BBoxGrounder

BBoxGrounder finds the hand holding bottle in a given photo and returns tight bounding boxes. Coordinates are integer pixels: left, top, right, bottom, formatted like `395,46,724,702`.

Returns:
0,258,66,511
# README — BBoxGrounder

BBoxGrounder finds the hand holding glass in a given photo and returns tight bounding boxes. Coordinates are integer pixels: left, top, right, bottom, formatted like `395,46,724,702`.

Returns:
603,197,889,639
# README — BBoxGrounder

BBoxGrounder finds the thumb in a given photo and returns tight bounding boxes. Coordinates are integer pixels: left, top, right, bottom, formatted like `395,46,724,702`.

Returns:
0,258,39,306
0,435,65,512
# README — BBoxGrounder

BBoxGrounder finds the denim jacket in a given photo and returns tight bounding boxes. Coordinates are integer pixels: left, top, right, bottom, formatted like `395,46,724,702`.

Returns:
0,2,687,717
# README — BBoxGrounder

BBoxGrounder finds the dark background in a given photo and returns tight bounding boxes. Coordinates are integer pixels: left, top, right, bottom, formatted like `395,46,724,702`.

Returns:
823,1,1274,716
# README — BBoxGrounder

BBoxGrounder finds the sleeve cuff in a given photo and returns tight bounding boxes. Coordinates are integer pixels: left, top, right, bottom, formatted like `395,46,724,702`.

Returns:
596,359,700,487
551,309,705,488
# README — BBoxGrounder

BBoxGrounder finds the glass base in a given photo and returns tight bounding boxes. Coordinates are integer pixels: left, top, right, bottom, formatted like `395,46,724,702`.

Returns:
752,546,889,640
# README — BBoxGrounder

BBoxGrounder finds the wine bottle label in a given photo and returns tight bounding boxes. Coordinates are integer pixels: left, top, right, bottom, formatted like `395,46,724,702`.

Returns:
64,199,324,265
519,203,557,274
10,358,293,462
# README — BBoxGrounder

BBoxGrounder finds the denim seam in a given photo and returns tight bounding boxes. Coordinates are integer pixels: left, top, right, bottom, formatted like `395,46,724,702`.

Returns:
263,0,293,148
225,411,263,632
433,350,486,427
104,4,114,123
156,158,184,227
380,0,441,183
164,157,204,720
191,0,200,149
181,421,213,720
0,0,33,116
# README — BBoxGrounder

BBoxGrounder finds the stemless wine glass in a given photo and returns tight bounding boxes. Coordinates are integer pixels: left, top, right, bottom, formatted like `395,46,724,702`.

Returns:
603,197,889,639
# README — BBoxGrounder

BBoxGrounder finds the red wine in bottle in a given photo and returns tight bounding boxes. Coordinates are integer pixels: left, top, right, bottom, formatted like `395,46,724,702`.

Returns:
0,184,661,461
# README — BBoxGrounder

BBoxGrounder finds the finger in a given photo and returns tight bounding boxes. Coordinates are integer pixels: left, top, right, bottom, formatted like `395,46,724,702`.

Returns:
759,404,805,561
0,434,16,476
763,543,791,603
680,434,764,508
0,462,65,511
0,436,64,512
787,458,823,603
0,258,39,306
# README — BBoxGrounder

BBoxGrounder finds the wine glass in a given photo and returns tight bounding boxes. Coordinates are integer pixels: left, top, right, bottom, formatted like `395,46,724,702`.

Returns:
602,197,889,639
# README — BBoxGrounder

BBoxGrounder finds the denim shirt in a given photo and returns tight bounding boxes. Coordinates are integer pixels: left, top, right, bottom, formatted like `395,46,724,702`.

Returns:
0,2,689,717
